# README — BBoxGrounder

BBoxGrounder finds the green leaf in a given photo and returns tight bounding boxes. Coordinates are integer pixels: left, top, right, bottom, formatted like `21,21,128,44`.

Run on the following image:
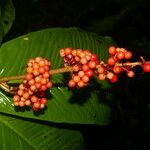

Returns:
0,113,84,150
0,0,15,36
0,27,115,125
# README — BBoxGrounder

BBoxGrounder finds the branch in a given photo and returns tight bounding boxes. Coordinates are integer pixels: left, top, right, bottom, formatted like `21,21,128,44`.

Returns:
0,66,73,83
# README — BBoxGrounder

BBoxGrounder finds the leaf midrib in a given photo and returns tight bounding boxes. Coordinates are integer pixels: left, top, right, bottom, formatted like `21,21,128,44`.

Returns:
0,115,37,150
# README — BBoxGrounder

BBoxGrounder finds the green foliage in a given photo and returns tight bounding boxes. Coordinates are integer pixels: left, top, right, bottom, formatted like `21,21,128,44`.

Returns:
0,114,84,150
0,28,115,125
0,0,15,43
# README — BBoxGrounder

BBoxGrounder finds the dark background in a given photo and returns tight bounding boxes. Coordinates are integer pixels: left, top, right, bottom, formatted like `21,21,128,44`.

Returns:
5,0,150,149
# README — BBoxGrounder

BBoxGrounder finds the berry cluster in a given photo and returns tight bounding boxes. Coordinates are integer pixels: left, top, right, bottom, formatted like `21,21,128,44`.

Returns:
97,46,150,82
13,57,52,111
96,47,134,83
60,47,150,85
60,48,99,88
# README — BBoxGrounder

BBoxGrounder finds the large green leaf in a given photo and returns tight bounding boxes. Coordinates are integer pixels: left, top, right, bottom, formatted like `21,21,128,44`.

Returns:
0,28,115,125
0,0,15,37
0,113,84,150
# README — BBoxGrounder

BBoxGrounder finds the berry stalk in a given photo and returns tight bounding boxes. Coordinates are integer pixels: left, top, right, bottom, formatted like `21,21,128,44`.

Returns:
0,66,73,83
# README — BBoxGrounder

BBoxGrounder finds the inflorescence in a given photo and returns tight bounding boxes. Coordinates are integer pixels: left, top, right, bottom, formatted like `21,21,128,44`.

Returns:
0,46,149,111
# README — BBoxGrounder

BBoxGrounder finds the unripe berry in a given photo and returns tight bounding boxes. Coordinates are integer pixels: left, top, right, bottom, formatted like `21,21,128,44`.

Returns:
59,49,65,57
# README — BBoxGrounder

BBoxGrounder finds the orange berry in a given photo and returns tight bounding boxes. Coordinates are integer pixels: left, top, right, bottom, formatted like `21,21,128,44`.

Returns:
77,80,85,87
73,75,80,82
108,46,116,55
98,74,106,80
82,75,89,83
124,51,132,59
107,57,116,66
68,79,76,87
78,71,85,77
88,61,96,69
127,70,135,78
106,72,114,80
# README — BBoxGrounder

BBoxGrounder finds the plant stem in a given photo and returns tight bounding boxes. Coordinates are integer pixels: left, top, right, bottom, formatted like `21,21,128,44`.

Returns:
116,62,143,67
0,61,143,83
0,66,73,83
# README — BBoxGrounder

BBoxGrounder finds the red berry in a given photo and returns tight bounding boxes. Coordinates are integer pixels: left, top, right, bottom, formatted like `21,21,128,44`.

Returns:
73,64,80,72
25,73,33,80
106,72,114,80
13,95,20,102
113,66,122,74
110,75,118,83
127,70,135,78
116,52,125,60
124,51,132,59
108,46,116,55
143,63,150,72
33,102,41,110
98,74,106,80
68,80,76,87
64,48,72,55
82,75,89,83
82,64,89,72
107,57,116,66
88,61,96,69
97,67,105,74
77,81,85,87
90,54,98,61
78,71,85,77
31,96,38,103
85,70,94,78
73,75,80,82
40,98,48,104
